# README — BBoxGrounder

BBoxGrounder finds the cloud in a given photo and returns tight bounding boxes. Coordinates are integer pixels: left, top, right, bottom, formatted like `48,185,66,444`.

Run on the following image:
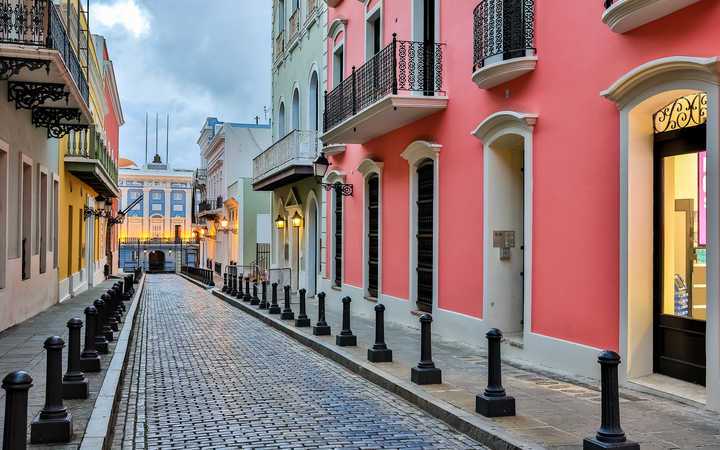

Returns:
93,0,150,38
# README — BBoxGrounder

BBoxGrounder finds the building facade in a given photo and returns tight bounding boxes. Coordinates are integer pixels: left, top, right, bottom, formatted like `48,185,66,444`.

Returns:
118,157,196,272
0,0,121,332
254,0,327,293
316,0,720,411
194,118,272,275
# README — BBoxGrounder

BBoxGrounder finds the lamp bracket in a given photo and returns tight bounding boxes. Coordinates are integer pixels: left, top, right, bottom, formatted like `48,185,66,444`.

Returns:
321,183,353,197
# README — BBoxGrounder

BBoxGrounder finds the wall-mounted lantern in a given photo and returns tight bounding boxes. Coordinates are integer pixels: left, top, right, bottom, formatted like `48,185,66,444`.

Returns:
220,217,229,228
291,211,303,227
275,215,286,229
314,152,353,196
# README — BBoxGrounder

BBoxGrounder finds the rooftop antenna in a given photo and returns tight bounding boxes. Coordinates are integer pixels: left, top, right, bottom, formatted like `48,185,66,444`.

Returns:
155,112,159,160
263,105,268,122
144,112,148,166
166,113,169,166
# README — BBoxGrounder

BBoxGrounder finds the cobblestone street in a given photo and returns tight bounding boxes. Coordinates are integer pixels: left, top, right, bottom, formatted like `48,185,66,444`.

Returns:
111,275,481,449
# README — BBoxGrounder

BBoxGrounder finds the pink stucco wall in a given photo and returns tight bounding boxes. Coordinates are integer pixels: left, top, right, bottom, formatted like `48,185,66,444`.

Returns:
324,0,720,351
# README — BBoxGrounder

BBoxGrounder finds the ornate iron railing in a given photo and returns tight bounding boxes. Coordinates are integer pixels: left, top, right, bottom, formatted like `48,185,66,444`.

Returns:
323,34,446,132
198,197,223,212
473,0,535,72
120,237,199,245
653,92,707,134
66,125,118,184
604,0,617,8
0,0,89,105
253,129,319,182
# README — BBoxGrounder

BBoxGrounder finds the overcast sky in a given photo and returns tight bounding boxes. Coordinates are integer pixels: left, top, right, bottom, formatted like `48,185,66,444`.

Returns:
91,0,272,170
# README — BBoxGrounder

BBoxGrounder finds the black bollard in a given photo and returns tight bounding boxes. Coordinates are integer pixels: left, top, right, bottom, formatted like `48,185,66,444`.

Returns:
222,272,228,292
117,281,127,311
93,299,109,354
583,351,638,449
295,288,311,327
243,277,252,302
476,328,515,417
111,285,123,321
281,285,295,320
230,271,238,297
31,337,73,443
410,314,442,385
251,281,260,305
2,371,33,450
367,304,392,362
62,318,89,399
102,292,118,333
336,296,357,346
80,306,101,372
234,273,242,299
208,270,215,287
312,292,331,336
259,281,268,309
269,282,281,314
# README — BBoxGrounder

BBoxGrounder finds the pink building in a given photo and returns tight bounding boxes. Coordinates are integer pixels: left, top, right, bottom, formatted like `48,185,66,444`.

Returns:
317,0,719,410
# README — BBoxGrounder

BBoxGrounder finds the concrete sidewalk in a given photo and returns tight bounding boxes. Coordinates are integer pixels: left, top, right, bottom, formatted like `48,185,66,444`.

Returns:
0,275,141,449
207,283,720,449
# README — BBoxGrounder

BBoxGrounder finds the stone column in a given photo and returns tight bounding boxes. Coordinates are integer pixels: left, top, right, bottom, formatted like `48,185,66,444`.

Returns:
164,188,172,238
142,188,150,238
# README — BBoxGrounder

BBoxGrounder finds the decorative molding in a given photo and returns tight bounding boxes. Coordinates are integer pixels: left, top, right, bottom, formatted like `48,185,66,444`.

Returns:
602,0,702,34
324,169,346,184
0,57,50,80
471,111,538,142
327,17,348,39
357,158,384,176
31,107,86,138
601,56,720,110
8,81,68,110
400,140,442,166
322,144,346,156
471,56,538,90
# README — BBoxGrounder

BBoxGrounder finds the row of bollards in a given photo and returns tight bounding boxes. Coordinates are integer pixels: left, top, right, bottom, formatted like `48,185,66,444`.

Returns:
216,281,638,449
181,265,214,286
2,271,139,448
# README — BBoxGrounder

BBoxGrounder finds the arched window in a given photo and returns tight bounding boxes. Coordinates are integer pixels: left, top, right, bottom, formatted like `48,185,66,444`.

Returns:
292,88,300,131
278,102,286,137
309,71,319,131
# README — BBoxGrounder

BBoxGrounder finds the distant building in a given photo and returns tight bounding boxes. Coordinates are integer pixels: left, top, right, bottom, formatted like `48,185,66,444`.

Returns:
193,118,272,277
118,154,198,272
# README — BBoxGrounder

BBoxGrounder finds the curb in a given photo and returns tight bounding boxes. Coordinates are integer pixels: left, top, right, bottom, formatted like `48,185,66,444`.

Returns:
79,273,146,450
206,285,540,450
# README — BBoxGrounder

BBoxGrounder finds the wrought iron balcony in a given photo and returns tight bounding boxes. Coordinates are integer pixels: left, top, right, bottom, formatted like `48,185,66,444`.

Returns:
253,130,319,191
472,0,536,89
198,197,223,215
64,125,119,198
321,34,448,145
193,168,207,188
0,0,91,136
601,0,701,33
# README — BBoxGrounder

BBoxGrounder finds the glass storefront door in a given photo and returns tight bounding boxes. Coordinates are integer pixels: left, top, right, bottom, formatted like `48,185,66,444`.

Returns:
654,123,707,386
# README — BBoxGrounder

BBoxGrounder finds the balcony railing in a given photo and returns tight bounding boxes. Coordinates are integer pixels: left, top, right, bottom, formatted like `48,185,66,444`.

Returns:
275,30,285,56
323,34,446,133
66,125,118,185
289,8,299,40
473,0,535,71
198,197,223,213
0,0,89,106
120,237,199,245
253,130,319,183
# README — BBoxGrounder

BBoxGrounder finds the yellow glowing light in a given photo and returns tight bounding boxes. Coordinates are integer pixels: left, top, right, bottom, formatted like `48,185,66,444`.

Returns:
200,228,206,236
220,218,229,228
291,211,303,227
275,215,286,229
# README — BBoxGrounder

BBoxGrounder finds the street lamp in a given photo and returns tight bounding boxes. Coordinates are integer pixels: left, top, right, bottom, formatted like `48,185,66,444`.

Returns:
291,211,303,227
313,152,353,196
275,215,286,229
220,217,229,228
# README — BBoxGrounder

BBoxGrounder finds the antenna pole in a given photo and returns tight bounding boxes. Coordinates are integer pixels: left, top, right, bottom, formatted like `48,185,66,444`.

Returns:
144,112,148,166
166,113,169,165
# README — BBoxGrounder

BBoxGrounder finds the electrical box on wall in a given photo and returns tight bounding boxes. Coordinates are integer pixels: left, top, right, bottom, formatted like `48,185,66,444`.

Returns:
493,230,515,261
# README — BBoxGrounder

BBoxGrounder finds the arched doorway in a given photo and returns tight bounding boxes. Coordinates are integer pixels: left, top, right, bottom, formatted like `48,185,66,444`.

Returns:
148,250,165,273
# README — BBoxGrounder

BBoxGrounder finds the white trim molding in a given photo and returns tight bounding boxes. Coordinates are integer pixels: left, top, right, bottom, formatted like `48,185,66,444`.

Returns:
358,158,384,300
471,56,538,90
357,158,384,176
328,17,348,40
602,55,720,411
601,0,702,34
400,140,442,165
471,111,538,142
323,144,347,156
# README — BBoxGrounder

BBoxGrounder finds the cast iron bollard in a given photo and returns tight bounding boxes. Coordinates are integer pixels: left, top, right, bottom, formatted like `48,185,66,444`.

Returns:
336,297,357,346
31,337,73,443
102,292,118,332
295,288,311,327
2,371,33,450
281,285,295,320
230,272,238,297
222,273,228,292
234,273,242,299
92,299,109,354
411,314,442,384
259,280,268,309
583,351,638,449
367,304,392,362
243,277,252,302
111,285,123,321
476,328,515,417
313,292,331,335
269,282,281,314
80,306,101,372
251,281,260,305
208,269,215,287
117,281,127,311
62,318,89,399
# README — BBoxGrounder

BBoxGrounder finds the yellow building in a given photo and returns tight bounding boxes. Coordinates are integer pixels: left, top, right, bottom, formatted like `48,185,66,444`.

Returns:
57,0,121,301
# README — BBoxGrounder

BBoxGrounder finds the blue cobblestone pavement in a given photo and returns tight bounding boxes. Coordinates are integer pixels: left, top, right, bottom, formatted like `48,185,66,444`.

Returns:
110,275,483,449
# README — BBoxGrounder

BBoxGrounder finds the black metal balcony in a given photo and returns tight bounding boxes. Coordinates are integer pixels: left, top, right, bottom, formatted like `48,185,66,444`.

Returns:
323,34,446,134
473,0,535,72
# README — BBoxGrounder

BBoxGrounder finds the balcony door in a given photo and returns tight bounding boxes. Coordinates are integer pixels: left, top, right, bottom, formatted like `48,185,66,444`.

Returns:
416,161,434,312
413,0,436,96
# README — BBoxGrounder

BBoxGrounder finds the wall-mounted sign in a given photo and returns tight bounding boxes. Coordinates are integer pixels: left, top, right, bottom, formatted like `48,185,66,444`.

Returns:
493,230,515,249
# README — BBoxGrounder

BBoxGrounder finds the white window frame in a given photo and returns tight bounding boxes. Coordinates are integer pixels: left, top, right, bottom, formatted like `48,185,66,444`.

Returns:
19,152,33,281
325,170,346,288
37,165,48,274
358,158,384,300
364,0,383,61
